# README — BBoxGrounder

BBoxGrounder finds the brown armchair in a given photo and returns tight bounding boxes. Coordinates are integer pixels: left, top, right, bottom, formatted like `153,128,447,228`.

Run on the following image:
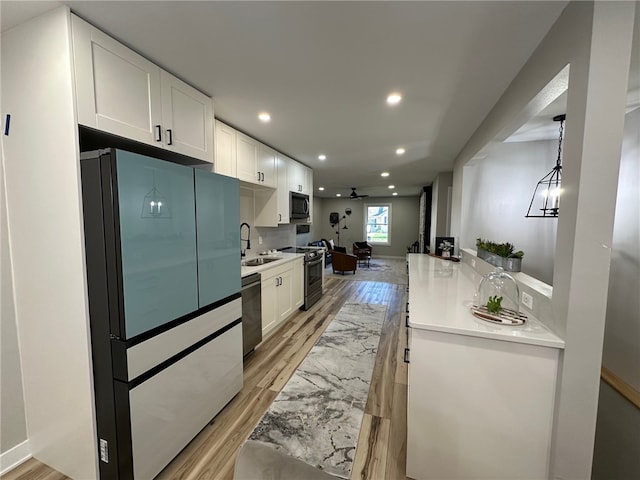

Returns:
331,246,358,275
352,242,372,264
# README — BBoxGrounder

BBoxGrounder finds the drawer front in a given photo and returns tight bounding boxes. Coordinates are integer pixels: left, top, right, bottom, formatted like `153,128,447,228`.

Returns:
127,298,241,380
129,324,243,479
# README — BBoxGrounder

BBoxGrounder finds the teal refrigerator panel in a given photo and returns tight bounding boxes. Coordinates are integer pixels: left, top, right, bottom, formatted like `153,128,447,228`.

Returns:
194,170,241,307
116,150,199,338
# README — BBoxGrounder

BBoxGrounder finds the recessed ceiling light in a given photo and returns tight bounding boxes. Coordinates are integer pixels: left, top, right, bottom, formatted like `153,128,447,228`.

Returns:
388,185,395,189
381,172,390,177
336,193,341,197
258,112,271,122
396,147,405,155
318,187,325,191
392,192,398,196
318,154,326,161
386,93,402,105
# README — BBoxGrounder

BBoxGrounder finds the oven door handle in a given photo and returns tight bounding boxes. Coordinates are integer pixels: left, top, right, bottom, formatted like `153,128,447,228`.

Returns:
307,258,323,267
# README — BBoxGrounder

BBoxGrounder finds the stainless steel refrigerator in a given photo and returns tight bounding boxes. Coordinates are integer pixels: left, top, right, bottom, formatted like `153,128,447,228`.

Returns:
80,149,242,479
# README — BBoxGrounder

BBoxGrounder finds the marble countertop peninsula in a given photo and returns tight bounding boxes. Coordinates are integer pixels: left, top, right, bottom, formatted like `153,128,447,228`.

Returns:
407,254,564,349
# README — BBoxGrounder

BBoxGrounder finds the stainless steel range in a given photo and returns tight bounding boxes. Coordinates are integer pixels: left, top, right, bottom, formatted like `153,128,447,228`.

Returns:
284,247,324,310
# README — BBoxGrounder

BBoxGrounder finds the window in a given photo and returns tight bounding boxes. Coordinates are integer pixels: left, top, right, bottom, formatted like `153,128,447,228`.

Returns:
364,204,391,245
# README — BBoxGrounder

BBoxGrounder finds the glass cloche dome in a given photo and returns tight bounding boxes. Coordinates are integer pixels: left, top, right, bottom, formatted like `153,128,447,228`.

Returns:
472,267,526,325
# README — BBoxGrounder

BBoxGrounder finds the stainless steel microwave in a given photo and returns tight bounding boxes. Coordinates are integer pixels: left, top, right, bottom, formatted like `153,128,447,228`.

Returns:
290,192,310,220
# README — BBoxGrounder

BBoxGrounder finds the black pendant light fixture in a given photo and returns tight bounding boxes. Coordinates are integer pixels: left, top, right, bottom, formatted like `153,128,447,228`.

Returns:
526,114,565,218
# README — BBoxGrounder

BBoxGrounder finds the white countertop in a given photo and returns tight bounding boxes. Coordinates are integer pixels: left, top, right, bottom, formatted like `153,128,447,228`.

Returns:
407,254,564,349
241,252,305,277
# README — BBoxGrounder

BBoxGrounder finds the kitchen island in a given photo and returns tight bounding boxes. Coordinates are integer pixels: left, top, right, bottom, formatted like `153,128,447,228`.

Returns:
405,254,564,479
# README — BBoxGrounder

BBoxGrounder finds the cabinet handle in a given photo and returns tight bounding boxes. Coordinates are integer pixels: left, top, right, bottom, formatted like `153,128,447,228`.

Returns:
155,125,162,142
257,172,261,182
279,213,282,222
405,302,409,313
166,129,173,145
404,348,410,364
261,172,265,182
405,315,410,327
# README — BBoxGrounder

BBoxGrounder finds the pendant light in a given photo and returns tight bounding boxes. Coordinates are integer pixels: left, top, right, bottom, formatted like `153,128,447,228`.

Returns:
526,114,565,218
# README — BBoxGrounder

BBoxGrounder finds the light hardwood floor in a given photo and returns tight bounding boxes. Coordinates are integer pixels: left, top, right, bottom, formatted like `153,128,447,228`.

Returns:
3,277,408,480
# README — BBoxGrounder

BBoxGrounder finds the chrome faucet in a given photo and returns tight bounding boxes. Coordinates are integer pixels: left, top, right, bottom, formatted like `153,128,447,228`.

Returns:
240,222,251,257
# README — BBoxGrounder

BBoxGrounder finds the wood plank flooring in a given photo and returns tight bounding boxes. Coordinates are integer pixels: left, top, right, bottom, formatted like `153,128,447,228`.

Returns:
3,277,408,480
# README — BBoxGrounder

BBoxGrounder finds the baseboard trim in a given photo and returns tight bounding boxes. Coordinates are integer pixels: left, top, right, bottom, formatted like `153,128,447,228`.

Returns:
0,440,31,476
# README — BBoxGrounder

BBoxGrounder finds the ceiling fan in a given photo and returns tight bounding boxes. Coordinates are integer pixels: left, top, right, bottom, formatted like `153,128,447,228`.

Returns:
349,187,369,199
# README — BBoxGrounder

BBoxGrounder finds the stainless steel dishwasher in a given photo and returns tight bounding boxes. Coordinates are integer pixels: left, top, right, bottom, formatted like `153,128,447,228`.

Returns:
241,273,262,357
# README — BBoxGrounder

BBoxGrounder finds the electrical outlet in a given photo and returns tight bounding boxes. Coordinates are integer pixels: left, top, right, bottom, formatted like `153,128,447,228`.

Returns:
522,291,533,310
258,236,263,245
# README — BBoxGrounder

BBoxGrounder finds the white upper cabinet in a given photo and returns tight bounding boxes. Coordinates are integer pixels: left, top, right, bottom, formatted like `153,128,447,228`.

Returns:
257,144,277,188
160,71,213,162
72,15,162,145
236,132,259,183
72,15,213,163
235,132,276,187
287,159,312,195
214,120,237,177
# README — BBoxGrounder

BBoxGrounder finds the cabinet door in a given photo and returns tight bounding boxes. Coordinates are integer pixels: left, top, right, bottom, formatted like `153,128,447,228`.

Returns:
115,150,198,339
214,121,237,177
236,132,258,184
258,144,277,188
288,159,305,193
72,16,162,146
276,267,293,324
194,170,240,307
303,165,313,196
261,274,278,335
161,71,213,163
276,155,289,224
292,259,304,309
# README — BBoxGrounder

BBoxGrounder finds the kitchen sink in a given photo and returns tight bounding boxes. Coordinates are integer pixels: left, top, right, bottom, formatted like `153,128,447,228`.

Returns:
242,257,279,267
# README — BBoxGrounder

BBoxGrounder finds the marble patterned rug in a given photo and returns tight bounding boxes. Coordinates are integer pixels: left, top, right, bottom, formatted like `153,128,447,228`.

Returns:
246,302,387,478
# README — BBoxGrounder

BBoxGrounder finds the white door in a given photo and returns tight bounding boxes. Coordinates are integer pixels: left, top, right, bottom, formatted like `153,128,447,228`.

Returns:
261,274,278,336
292,259,304,309
214,121,237,177
236,133,258,184
72,16,162,146
258,144,277,188
276,268,293,324
160,71,213,163
276,155,289,224
288,160,305,193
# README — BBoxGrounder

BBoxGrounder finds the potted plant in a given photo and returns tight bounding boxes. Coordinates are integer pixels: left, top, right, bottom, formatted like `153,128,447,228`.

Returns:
439,239,453,258
475,238,524,272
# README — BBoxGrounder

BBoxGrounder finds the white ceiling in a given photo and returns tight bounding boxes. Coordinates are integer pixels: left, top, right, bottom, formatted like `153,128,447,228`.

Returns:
1,1,570,198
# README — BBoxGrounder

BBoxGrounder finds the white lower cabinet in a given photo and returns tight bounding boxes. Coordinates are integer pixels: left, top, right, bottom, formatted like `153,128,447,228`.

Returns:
260,258,304,337
406,327,559,479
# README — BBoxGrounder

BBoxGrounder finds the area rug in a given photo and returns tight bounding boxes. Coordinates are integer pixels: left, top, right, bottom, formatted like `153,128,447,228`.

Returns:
243,302,387,479
325,257,408,285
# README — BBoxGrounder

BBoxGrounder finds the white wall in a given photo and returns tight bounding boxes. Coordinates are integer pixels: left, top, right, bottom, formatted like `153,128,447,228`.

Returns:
592,106,640,477
429,172,453,252
0,143,28,460
461,140,558,284
317,196,419,257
